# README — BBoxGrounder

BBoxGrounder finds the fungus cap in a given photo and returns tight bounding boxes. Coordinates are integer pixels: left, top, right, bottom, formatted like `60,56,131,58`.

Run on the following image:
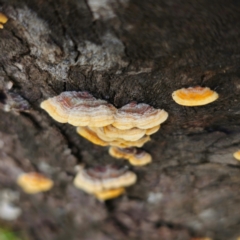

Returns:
98,125,146,141
128,150,152,166
94,187,125,201
73,165,137,193
40,91,116,127
233,150,240,160
17,172,53,194
112,102,168,130
172,86,218,106
109,147,136,159
0,13,8,24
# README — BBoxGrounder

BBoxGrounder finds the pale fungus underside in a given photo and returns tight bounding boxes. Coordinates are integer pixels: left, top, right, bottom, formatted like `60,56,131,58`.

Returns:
172,86,219,106
74,165,136,200
16,172,54,194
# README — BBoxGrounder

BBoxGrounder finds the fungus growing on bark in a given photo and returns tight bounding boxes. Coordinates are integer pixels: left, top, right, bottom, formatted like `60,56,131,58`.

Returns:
40,91,116,127
94,124,146,141
172,86,218,106
93,187,125,201
112,101,168,130
233,150,240,160
128,149,152,166
109,147,136,159
76,126,109,146
0,13,8,29
109,147,152,166
17,172,54,194
77,127,150,148
73,165,137,200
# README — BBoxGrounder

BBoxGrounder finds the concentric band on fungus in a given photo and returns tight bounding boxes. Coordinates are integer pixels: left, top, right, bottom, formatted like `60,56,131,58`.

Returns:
112,102,168,130
74,165,137,193
172,86,218,106
40,91,117,127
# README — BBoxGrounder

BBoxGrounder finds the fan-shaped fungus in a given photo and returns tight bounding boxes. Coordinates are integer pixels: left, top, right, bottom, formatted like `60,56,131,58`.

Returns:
112,102,168,130
128,149,152,166
172,86,218,106
74,165,137,194
233,150,240,160
40,91,116,127
109,147,136,159
94,124,147,141
109,147,152,166
17,172,53,194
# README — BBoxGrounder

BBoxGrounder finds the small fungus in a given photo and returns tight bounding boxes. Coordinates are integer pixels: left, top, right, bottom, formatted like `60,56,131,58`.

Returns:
233,150,240,160
109,147,136,159
128,149,152,166
17,172,54,194
74,164,137,194
172,86,218,106
109,147,152,166
112,101,168,130
0,13,8,29
93,187,125,201
40,91,117,127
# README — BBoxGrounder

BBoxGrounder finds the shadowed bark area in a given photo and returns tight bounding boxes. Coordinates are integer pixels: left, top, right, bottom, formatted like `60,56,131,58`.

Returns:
0,0,240,239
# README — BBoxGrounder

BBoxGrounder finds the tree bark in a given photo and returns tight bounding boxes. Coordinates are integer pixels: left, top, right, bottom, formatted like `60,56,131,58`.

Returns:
0,0,240,239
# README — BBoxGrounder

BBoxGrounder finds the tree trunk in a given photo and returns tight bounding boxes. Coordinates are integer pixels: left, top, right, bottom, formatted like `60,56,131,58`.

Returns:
0,0,240,239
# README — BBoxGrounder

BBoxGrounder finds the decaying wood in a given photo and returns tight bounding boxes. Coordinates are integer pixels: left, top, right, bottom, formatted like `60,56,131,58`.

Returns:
0,0,240,239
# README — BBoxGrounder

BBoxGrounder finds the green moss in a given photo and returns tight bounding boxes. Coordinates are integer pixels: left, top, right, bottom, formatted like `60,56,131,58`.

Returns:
0,228,22,240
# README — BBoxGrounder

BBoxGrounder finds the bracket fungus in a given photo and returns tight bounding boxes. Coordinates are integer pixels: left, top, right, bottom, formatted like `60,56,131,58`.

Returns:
77,126,150,148
172,86,219,106
0,13,8,29
112,102,168,130
109,147,152,166
40,91,117,127
74,165,137,200
41,91,168,164
233,150,240,160
17,172,54,194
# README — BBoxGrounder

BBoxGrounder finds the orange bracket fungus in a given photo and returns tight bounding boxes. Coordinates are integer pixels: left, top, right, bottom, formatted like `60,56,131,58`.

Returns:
40,91,117,127
74,165,137,201
17,172,54,194
0,13,8,29
112,101,168,130
41,91,168,164
172,86,218,106
109,147,152,166
233,150,240,160
77,126,150,148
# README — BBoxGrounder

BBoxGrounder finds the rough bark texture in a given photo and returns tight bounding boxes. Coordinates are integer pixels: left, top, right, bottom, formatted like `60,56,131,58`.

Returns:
0,0,240,239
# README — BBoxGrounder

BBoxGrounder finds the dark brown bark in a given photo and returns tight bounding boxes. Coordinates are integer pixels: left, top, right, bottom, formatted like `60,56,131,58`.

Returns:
0,0,240,239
